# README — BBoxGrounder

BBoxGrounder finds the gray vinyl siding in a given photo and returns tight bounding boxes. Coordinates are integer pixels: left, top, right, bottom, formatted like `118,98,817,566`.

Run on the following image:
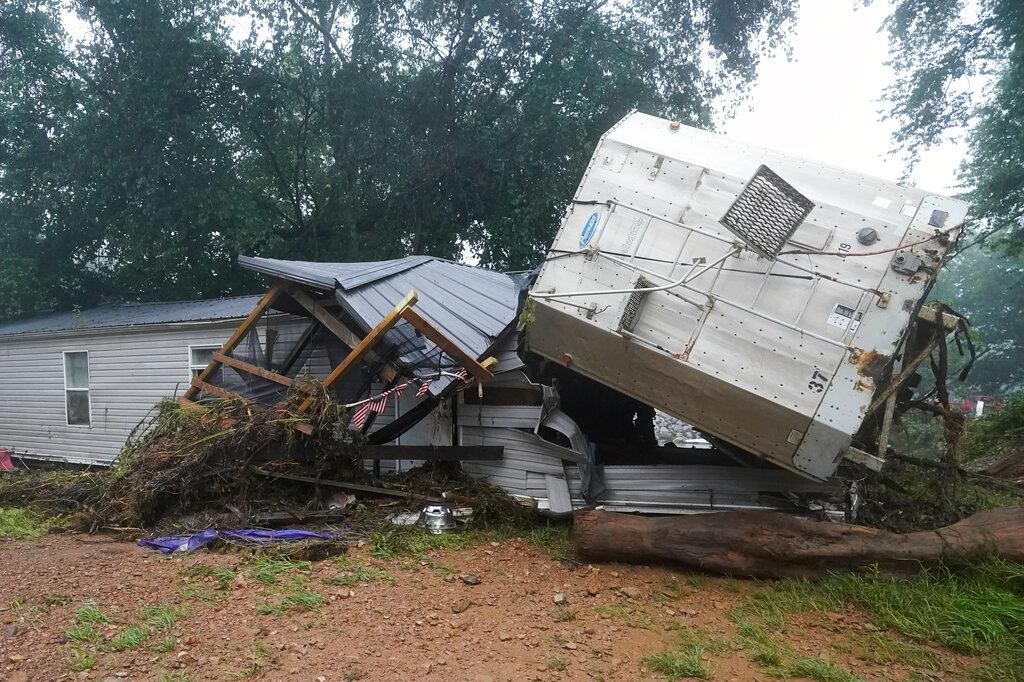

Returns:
0,319,442,467
0,322,240,464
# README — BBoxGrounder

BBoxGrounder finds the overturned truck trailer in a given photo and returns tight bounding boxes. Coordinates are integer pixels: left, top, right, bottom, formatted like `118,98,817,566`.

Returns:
526,112,969,481
182,111,968,515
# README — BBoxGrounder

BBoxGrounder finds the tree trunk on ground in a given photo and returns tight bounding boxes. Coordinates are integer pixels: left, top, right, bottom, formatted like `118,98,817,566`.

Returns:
573,508,1024,578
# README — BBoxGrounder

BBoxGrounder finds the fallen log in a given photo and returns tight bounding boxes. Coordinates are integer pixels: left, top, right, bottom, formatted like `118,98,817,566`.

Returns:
573,507,1024,578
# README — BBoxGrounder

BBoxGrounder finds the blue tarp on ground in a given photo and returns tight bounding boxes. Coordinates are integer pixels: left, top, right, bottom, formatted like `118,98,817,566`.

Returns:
138,528,337,553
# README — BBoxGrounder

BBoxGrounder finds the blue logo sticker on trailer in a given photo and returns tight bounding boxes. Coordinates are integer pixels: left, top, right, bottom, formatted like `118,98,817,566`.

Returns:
579,211,600,247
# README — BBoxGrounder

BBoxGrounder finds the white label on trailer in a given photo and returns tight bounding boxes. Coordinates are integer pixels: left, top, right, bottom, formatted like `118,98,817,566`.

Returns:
826,303,862,331
872,196,892,209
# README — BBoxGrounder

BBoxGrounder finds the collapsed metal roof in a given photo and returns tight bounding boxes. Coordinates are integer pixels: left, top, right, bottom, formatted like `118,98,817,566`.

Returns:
238,255,522,388
0,296,263,338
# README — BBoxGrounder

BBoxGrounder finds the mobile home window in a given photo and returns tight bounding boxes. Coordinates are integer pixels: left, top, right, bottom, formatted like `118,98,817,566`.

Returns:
63,351,91,426
189,345,220,378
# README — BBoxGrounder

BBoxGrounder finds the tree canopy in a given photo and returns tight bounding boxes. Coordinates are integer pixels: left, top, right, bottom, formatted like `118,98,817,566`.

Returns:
0,0,797,319
882,0,1024,257
881,0,1024,393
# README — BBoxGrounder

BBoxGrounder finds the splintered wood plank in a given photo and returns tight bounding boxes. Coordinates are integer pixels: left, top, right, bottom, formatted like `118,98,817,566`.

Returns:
298,290,418,412
252,468,441,501
184,286,282,400
189,377,238,400
279,282,400,382
399,307,494,383
363,445,504,461
213,352,294,387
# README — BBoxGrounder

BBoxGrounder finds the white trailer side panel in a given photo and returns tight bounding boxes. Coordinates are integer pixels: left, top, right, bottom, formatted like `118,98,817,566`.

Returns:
528,112,969,480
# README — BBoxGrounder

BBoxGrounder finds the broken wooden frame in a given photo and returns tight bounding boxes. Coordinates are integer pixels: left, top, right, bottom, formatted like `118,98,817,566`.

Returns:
179,281,496,441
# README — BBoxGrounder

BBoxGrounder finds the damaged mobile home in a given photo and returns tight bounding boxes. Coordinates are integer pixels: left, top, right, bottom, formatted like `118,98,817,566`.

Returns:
0,112,971,515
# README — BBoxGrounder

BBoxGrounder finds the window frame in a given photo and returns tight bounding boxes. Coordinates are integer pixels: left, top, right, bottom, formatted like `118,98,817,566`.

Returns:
187,344,221,380
62,350,92,428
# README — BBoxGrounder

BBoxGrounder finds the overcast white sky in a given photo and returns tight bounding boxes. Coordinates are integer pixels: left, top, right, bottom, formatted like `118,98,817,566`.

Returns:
724,0,966,195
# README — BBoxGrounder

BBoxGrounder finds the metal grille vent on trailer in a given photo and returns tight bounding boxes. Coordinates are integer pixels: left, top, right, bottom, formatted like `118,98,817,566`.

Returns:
720,164,815,258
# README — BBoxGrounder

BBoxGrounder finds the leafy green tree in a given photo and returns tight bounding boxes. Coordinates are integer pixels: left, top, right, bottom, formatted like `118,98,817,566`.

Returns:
0,0,265,316
882,0,1024,255
882,0,1024,397
0,0,797,319
932,247,1024,394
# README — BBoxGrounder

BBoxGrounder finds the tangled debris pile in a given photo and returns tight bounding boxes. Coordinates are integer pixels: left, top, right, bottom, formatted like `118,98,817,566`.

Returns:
0,380,538,540
1,381,364,529
101,384,364,528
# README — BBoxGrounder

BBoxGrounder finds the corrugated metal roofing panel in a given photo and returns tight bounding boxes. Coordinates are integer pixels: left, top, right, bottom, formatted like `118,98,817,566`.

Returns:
237,255,433,291
0,296,262,338
237,255,521,387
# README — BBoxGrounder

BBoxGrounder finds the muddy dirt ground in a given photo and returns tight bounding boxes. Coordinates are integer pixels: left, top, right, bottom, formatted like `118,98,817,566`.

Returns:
2,533,973,681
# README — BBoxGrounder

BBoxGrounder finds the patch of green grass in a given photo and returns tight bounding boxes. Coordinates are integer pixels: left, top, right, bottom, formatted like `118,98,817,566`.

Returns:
65,621,104,644
154,635,177,653
245,556,311,584
427,562,457,577
737,562,1024,656
848,632,943,669
183,563,236,590
730,606,860,680
781,655,860,682
652,589,678,602
9,595,29,616
67,646,97,672
110,624,150,651
644,630,713,679
235,643,272,678
683,572,707,589
326,558,395,587
555,606,577,622
140,602,188,630
158,672,192,682
526,523,574,561
177,582,220,602
256,584,326,615
546,656,569,671
369,527,481,560
141,603,187,631
74,600,113,624
719,577,742,592
368,518,574,562
0,507,48,539
594,604,652,630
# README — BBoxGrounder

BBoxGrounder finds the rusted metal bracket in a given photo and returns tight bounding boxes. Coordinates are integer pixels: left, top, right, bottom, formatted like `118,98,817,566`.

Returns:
864,340,938,416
